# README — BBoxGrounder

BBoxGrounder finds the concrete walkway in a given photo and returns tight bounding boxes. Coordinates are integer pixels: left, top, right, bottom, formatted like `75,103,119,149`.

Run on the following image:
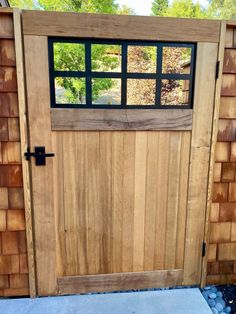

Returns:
0,288,212,314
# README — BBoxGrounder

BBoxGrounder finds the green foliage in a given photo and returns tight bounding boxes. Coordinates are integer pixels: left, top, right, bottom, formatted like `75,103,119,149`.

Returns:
54,43,85,71
9,0,122,103
118,5,135,15
37,0,118,13
56,77,86,104
151,0,168,16
9,0,35,9
151,0,236,19
208,0,236,19
91,44,121,72
92,78,114,101
9,0,118,13
161,0,208,18
54,43,120,103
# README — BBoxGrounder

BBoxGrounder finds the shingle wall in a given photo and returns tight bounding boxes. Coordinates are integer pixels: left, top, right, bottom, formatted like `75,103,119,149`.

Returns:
207,25,236,285
0,12,29,297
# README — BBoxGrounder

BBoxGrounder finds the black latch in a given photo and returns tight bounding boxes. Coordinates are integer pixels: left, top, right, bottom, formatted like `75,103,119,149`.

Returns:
202,241,206,257
25,146,55,166
215,61,220,80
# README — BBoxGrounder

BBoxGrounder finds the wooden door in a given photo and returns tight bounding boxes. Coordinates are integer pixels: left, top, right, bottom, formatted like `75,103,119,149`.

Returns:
22,11,221,296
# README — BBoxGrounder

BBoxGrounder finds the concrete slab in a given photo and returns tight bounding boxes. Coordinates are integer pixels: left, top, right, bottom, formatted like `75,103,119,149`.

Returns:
0,288,212,314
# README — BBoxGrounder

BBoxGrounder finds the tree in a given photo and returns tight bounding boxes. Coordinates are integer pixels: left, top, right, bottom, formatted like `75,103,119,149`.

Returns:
10,0,118,13
151,0,209,19
208,0,236,19
118,5,135,15
9,0,123,104
10,0,35,9
151,0,168,16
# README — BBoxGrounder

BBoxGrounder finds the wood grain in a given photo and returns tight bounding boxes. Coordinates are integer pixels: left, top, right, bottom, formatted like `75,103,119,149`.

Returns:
13,9,36,297
51,108,193,131
223,49,236,73
49,131,190,280
183,42,218,285
22,10,220,43
58,270,183,294
24,35,56,296
219,97,236,119
0,14,13,39
22,14,220,294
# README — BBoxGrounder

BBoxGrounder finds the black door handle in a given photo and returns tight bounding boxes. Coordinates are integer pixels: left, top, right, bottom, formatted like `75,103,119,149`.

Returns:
25,146,55,166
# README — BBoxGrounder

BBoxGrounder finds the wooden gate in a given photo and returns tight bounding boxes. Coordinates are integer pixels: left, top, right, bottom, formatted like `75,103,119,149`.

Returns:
21,11,222,296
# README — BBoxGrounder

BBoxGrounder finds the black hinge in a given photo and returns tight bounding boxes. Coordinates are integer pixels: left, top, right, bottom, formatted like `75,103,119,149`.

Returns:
215,61,220,80
202,242,206,257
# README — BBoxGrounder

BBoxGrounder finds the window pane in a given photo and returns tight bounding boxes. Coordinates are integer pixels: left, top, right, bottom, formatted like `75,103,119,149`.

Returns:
91,44,122,72
162,47,192,74
92,78,121,105
127,46,157,73
55,77,86,104
53,43,85,71
161,79,189,106
127,79,156,105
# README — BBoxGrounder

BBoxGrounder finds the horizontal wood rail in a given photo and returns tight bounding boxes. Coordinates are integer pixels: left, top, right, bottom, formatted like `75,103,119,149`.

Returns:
51,108,193,131
57,270,183,294
22,10,220,43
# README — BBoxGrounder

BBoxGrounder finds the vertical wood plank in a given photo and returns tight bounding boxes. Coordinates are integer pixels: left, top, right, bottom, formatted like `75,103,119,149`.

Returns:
111,132,124,273
122,132,135,272
164,132,181,269
76,132,88,275
144,132,159,271
13,9,36,297
183,42,218,285
154,132,170,270
52,132,66,277
175,132,191,269
133,132,147,272
24,35,56,295
86,132,101,274
201,21,227,287
99,132,112,274
63,133,79,275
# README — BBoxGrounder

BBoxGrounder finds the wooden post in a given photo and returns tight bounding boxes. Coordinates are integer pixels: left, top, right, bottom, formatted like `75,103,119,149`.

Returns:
201,20,227,287
13,8,36,297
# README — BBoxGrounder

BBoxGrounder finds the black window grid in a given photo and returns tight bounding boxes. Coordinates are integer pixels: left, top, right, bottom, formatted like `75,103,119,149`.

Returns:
48,38,196,109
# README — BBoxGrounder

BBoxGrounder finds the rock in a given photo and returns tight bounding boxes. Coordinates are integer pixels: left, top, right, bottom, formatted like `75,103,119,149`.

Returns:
211,308,218,314
209,293,217,299
225,306,231,313
203,291,209,300
216,303,224,312
217,292,223,298
208,299,216,307
215,297,226,308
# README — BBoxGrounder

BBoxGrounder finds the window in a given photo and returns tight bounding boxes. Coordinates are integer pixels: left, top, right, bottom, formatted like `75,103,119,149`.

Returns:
48,38,196,109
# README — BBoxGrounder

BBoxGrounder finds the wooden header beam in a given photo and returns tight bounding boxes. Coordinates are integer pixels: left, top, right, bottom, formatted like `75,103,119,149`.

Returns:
22,10,221,43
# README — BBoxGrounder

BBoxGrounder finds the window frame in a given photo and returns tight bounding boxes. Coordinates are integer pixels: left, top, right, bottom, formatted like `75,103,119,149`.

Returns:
48,37,196,109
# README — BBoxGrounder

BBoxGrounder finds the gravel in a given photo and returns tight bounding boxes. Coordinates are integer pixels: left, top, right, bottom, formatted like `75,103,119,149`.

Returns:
202,286,233,314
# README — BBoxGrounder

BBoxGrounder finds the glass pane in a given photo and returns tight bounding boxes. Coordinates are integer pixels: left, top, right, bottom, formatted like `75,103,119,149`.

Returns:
92,78,121,105
55,77,86,104
162,47,192,74
127,79,156,105
161,79,189,106
91,44,122,72
53,43,85,71
127,46,157,73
